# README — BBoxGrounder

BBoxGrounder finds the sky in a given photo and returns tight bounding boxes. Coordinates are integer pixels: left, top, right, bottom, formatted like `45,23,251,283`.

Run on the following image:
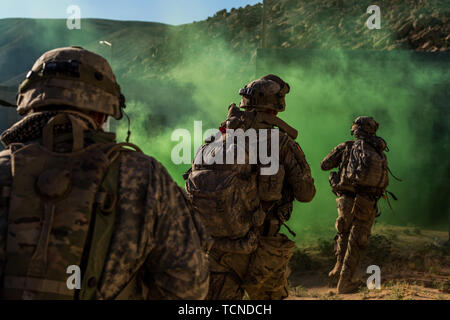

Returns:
0,0,262,25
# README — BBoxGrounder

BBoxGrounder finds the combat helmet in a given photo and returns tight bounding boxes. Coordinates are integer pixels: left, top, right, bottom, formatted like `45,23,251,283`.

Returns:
16,46,125,119
239,74,290,112
351,116,379,136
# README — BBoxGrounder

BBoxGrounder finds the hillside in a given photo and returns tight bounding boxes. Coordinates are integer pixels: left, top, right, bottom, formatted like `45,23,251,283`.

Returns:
0,0,449,230
202,0,449,51
0,0,448,87
0,18,171,85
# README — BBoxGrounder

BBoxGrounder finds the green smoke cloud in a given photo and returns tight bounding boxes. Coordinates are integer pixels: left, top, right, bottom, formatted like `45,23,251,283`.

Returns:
112,32,448,244
2,11,447,244
260,49,449,242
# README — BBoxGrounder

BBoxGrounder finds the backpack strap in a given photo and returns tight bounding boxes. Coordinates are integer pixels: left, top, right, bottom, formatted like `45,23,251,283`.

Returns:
105,143,142,163
79,142,142,300
42,113,89,152
387,166,402,182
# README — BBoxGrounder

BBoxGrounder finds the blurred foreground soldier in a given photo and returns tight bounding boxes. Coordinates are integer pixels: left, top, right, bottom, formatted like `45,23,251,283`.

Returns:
0,47,209,300
184,75,316,300
320,116,389,294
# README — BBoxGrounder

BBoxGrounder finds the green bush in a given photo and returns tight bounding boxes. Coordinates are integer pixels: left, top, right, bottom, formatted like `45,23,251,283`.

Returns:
364,234,392,264
317,238,335,257
289,248,313,271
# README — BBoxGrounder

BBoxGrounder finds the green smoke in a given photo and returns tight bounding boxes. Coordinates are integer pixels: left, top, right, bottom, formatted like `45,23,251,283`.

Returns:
114,34,257,183
1,5,448,244
260,49,449,242
111,31,448,243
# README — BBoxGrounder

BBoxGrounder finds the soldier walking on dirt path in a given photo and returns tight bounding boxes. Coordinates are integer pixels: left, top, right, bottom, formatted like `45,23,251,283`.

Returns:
185,74,316,300
321,116,389,294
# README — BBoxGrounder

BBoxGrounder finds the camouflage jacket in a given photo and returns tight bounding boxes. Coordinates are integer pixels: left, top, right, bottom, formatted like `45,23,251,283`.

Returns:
320,141,354,172
278,129,316,204
0,113,209,300
320,140,355,192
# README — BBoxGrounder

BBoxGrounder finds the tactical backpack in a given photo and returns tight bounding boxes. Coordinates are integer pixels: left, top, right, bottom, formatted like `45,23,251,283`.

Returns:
184,127,288,241
185,105,289,247
185,138,265,241
0,113,141,300
346,139,389,189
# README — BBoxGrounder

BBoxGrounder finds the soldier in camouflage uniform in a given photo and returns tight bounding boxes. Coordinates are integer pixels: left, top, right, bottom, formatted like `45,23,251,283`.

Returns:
0,47,209,300
321,116,389,294
185,75,316,300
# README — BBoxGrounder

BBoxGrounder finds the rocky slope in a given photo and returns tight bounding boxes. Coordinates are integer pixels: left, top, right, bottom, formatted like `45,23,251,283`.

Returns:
1,0,448,86
201,0,449,52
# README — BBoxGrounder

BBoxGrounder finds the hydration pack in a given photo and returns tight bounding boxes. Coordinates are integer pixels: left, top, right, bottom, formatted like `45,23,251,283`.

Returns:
185,134,266,240
185,105,288,241
346,139,389,189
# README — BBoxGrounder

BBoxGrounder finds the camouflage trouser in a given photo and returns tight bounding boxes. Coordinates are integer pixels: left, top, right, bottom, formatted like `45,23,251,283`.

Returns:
207,271,245,300
207,233,295,300
334,193,378,281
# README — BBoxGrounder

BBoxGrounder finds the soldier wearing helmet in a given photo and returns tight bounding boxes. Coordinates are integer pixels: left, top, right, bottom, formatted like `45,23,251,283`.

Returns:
321,116,389,294
185,74,316,300
239,74,291,113
0,47,209,300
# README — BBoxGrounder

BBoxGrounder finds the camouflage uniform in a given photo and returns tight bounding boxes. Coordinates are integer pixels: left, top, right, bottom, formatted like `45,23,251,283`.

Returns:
0,47,209,300
320,116,388,294
186,75,316,300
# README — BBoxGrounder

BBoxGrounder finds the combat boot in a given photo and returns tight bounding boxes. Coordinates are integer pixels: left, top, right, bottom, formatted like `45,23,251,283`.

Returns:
337,262,362,294
337,275,360,294
336,236,362,294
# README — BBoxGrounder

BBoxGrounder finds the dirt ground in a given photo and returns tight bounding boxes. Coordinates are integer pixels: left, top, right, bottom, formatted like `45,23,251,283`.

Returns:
286,224,450,300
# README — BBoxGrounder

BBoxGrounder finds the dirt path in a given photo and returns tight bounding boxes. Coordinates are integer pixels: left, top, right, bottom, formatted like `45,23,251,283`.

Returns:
287,271,450,300
286,226,450,300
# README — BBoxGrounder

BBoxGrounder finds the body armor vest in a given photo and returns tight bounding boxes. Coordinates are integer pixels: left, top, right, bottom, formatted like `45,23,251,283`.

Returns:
0,114,141,299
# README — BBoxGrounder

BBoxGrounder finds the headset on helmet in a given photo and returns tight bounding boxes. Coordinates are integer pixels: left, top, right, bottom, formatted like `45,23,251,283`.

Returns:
239,74,290,112
351,116,379,136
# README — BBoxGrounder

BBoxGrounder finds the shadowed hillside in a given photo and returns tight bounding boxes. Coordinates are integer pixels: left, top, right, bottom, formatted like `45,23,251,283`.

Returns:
0,18,172,85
